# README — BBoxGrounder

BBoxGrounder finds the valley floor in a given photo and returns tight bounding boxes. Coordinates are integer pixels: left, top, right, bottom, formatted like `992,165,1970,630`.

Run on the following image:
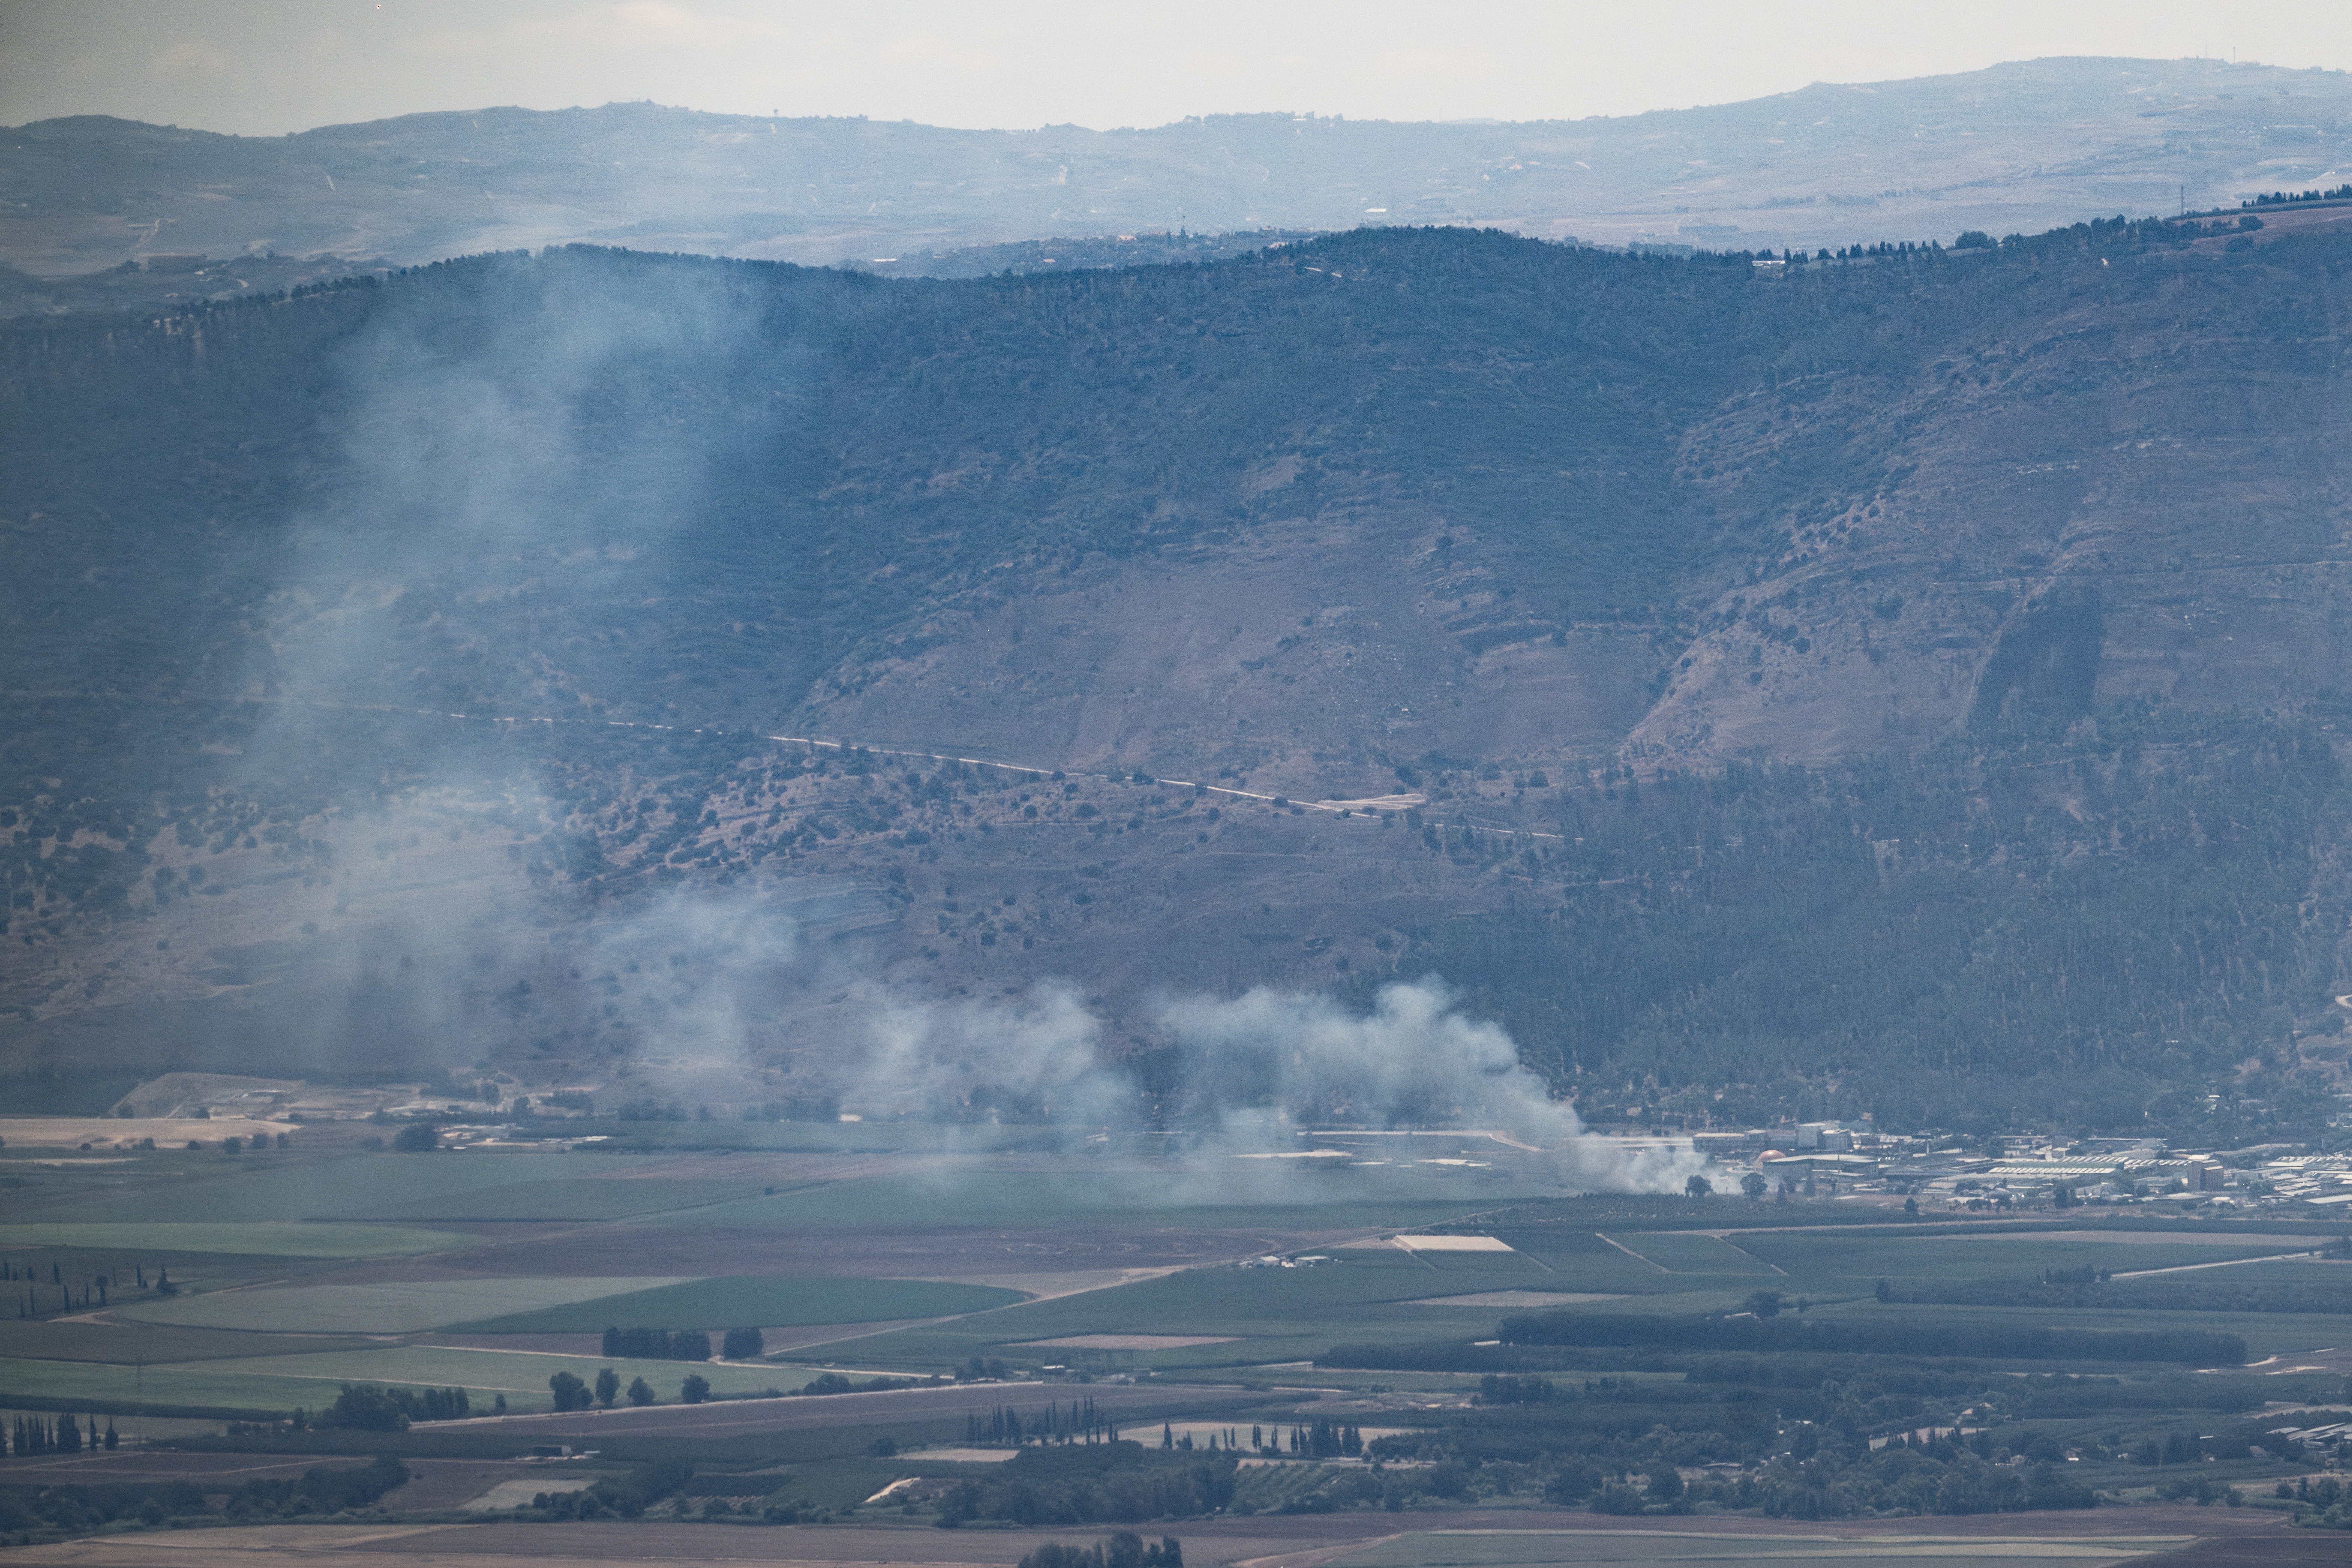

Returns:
0,1506,2293,1568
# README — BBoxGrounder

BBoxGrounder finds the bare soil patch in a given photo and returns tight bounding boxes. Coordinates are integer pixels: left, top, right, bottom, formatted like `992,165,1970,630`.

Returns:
460,1477,595,1513
0,1451,338,1488
0,1115,292,1147
385,1460,595,1512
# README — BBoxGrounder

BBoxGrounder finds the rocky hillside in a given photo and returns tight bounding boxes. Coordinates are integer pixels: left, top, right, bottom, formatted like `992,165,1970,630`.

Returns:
5,221,2351,1139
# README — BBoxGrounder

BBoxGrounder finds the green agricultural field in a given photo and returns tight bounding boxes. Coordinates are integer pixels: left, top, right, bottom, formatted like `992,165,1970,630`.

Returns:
1478,1232,1750,1294
1138,1199,1515,1234
2182,1258,2352,1284
2,1152,561,1226
348,1178,775,1223
1611,1233,1782,1276
1799,1294,2352,1360
0,1342,802,1416
813,1248,1575,1371
670,1173,1484,1234
1,1244,343,1304
1492,1287,1776,1321
0,1318,380,1365
1041,1248,1554,1325
0,1222,469,1257
457,1275,1028,1333
526,1123,921,1156
116,1275,697,1334
1733,1229,2305,1287
1487,1229,1633,1258
760,1456,961,1511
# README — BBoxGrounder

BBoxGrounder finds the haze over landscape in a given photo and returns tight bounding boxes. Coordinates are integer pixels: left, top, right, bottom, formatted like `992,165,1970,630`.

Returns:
5,5,2352,1561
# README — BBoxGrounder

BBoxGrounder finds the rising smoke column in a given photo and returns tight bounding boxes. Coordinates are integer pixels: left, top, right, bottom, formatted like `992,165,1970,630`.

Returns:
844,977,1700,1193
1157,981,1703,1192
850,979,1126,1125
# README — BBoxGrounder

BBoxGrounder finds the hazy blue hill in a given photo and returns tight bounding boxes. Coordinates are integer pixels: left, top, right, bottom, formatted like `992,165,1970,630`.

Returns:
6,56,2349,285
0,232,1771,731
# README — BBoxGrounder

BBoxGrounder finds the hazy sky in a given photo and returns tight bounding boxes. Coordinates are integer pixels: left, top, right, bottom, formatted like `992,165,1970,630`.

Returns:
4,0,2349,135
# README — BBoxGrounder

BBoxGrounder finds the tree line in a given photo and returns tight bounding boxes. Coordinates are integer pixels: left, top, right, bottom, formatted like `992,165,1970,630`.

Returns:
6,1413,115,1455
601,1327,714,1361
1020,1534,1183,1568
968,1398,1122,1446
935,1445,1238,1528
313,1383,474,1432
1489,1310,2245,1366
0,1456,408,1537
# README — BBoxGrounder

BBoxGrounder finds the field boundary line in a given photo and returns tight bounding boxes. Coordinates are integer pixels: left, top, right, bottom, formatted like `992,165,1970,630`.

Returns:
2109,1247,2324,1279
1230,1531,1409,1568
1592,1234,1670,1272
1716,1237,1788,1276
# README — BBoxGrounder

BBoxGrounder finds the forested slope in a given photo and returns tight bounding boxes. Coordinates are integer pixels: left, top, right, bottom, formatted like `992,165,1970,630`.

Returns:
4,222,2351,1137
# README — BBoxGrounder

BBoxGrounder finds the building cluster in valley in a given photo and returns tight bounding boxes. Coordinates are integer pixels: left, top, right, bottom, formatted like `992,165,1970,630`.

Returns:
1692,1122,2352,1211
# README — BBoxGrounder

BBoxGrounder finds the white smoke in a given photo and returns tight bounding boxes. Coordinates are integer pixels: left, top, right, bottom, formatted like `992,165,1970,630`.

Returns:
849,979,1121,1125
1161,982,1555,1135
839,977,1703,1195
165,253,1698,1198
1160,982,1704,1192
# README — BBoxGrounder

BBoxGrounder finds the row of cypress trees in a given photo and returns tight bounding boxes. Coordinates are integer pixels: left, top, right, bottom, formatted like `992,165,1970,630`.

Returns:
6,1414,116,1454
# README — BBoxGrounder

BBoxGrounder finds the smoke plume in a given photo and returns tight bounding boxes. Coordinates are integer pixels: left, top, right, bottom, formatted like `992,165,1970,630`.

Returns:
843,977,1702,1193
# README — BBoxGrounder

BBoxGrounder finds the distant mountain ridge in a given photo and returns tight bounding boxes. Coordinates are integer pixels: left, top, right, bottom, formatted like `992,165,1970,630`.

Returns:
5,55,2350,294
